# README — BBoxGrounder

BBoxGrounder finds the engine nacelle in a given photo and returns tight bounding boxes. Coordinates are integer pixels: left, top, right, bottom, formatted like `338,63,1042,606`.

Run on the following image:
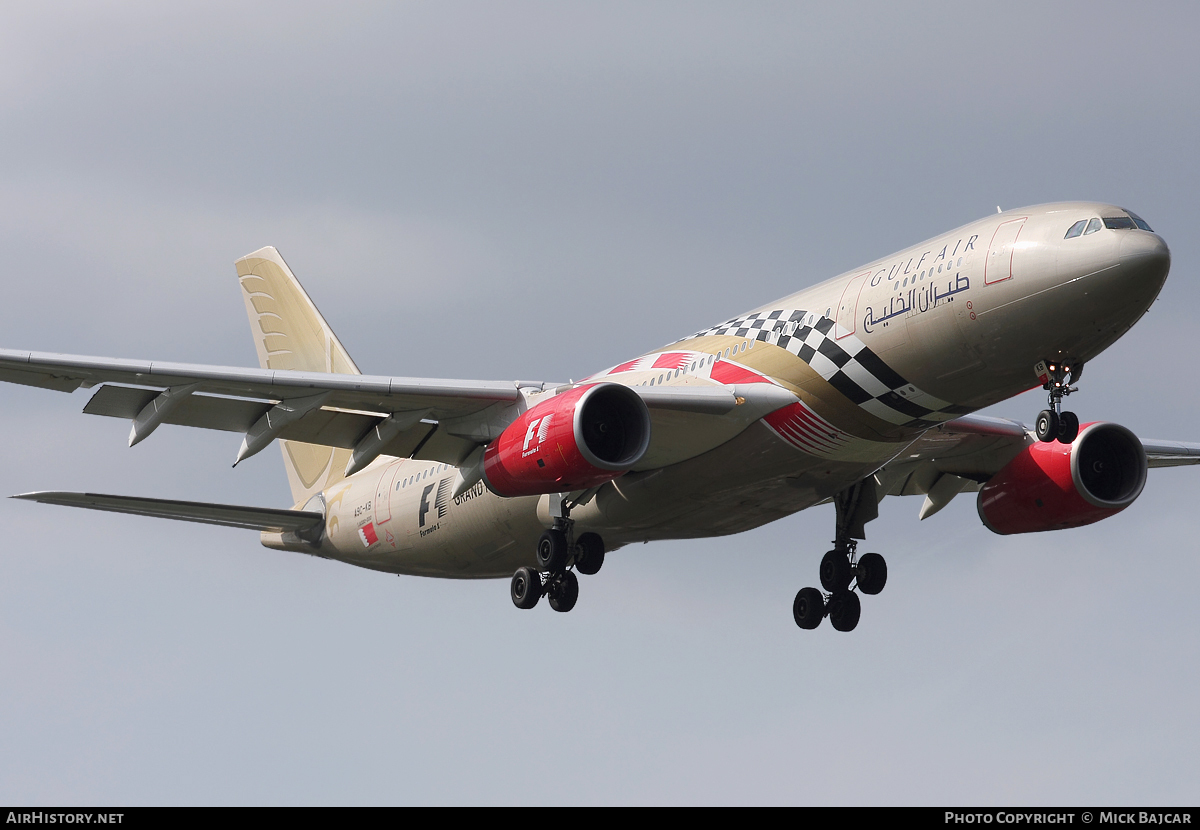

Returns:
483,383,651,497
977,422,1148,535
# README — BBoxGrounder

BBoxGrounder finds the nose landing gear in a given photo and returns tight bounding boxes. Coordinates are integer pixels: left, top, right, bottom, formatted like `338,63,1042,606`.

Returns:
1034,360,1083,444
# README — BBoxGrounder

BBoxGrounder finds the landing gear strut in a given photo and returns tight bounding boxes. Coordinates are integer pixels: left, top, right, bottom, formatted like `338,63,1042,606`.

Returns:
793,479,887,633
510,492,605,613
1034,360,1082,444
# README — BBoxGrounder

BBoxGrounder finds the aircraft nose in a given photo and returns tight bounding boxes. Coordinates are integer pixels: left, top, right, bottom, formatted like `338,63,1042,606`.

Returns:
1116,230,1171,299
1119,230,1170,272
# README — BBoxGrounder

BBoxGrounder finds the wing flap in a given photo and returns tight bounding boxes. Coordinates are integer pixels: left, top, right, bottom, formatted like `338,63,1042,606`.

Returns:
11,491,323,533
876,430,1028,497
273,406,379,448
0,365,87,393
84,385,273,433
82,383,444,454
411,424,479,466
82,384,157,418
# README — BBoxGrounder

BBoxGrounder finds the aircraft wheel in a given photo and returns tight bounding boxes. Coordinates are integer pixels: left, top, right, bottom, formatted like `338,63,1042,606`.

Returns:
792,587,825,630
1057,411,1080,444
574,532,605,576
536,529,569,573
856,552,887,595
828,590,861,632
1035,409,1059,443
548,571,579,613
819,549,852,592
511,567,542,610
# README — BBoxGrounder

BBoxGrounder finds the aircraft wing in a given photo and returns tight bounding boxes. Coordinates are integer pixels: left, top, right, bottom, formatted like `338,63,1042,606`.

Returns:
0,347,524,412
1138,438,1200,467
0,348,781,473
874,413,1200,520
11,491,324,533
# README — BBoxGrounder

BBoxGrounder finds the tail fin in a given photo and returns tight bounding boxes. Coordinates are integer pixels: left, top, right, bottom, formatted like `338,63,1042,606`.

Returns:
236,246,360,506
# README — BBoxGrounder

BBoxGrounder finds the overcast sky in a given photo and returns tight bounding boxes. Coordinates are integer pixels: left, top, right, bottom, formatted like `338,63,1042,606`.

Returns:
0,1,1197,805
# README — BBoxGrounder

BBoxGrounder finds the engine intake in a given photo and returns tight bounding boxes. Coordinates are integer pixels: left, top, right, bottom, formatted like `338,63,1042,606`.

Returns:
483,383,651,497
977,422,1147,535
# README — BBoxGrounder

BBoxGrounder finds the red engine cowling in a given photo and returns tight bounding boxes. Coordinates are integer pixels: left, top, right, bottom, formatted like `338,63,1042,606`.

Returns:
977,422,1148,534
483,383,651,497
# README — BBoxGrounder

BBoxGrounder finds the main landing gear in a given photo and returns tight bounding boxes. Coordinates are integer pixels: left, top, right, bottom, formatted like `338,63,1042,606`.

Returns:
793,542,887,632
793,479,887,633
510,493,605,614
1034,360,1083,444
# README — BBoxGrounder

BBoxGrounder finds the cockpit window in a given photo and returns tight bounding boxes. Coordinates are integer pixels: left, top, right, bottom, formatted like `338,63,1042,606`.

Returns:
1123,209,1154,232
1064,220,1087,238
1083,218,1102,235
1103,215,1137,230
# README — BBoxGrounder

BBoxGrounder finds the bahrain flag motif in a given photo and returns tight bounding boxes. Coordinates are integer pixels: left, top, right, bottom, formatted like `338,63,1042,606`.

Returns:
358,523,379,547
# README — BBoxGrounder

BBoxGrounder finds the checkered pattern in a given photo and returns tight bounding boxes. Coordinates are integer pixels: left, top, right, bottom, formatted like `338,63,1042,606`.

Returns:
684,308,971,427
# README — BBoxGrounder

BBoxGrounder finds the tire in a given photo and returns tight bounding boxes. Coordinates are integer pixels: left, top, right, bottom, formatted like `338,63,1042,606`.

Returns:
548,571,579,613
792,587,825,630
1057,411,1080,444
819,549,852,592
510,567,542,610
574,532,605,576
1035,409,1059,443
828,590,861,632
856,552,887,595
536,529,569,573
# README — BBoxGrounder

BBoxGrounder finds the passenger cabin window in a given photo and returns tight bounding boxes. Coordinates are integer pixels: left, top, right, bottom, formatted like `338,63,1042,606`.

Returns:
1103,215,1137,230
1084,218,1102,235
1065,220,1087,238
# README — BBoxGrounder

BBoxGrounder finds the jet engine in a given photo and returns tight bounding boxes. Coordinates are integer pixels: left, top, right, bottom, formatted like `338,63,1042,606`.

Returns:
483,383,651,497
977,422,1147,534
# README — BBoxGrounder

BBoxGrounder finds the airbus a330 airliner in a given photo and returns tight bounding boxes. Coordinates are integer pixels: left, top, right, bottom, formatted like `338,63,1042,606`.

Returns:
3,202,1194,631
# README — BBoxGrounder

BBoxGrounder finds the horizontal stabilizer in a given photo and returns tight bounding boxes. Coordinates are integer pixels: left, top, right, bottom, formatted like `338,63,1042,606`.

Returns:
11,491,323,533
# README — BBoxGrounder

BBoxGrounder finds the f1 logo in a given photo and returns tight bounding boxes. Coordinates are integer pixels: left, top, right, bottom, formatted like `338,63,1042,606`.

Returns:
523,417,543,451
419,478,452,527
419,483,436,527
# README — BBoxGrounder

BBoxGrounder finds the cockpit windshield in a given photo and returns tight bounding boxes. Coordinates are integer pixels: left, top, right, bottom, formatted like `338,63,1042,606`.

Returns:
1123,209,1154,231
1066,218,1103,237
1103,215,1137,230
1065,210,1154,238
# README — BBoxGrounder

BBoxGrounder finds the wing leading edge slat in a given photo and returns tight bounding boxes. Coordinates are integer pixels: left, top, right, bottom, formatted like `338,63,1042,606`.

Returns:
0,348,525,415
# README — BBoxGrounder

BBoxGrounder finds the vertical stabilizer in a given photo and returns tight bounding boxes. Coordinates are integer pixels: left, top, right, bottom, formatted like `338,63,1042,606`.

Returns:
236,247,360,506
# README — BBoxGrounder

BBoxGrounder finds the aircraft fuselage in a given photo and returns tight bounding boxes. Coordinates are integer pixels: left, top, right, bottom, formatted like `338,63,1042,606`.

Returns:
288,202,1170,578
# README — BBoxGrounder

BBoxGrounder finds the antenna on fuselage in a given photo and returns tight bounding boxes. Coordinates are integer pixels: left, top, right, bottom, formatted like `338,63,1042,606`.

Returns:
996,205,1002,214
